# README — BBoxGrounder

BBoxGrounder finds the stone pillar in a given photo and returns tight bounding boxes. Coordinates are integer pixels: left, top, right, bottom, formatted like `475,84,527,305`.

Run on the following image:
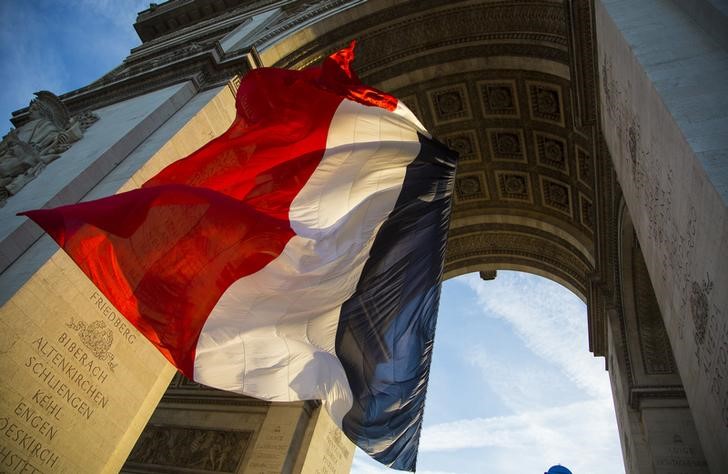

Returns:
605,205,709,473
0,83,239,473
596,1,728,471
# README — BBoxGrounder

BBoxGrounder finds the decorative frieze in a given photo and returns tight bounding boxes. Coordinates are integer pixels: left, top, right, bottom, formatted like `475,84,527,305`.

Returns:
445,230,591,289
127,426,252,472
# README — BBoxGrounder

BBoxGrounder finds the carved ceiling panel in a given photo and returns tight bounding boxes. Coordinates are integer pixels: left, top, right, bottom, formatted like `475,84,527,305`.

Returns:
455,172,490,203
442,130,480,163
383,68,595,251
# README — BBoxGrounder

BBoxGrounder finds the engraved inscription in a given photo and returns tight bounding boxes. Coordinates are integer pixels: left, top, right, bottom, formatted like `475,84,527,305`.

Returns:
0,444,46,474
89,291,136,345
602,53,724,426
0,414,60,470
315,428,351,474
690,275,728,427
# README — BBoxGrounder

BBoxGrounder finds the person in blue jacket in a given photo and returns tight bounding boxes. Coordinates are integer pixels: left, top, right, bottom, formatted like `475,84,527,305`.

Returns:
545,465,573,474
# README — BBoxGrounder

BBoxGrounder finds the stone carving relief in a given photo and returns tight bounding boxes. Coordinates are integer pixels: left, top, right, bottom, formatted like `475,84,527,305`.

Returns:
455,173,487,201
479,80,519,116
489,129,526,161
389,67,589,234
443,130,479,162
67,318,118,371
540,176,572,216
496,172,531,201
576,145,593,188
579,193,594,231
479,270,497,280
0,91,98,206
632,237,677,375
127,426,251,472
428,85,470,123
528,82,564,125
535,132,568,173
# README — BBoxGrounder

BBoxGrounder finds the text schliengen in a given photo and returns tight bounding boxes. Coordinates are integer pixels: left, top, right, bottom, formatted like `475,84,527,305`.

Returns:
25,357,99,420
29,335,108,408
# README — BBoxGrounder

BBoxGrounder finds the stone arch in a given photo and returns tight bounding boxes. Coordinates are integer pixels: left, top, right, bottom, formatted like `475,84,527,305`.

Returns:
257,0,599,302
106,1,725,471
246,2,722,472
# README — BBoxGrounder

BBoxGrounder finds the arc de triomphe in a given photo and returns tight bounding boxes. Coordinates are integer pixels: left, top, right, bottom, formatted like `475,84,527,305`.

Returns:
0,1,726,473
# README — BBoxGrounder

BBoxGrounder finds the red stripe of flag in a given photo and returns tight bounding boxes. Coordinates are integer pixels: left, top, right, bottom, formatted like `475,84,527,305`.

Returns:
20,41,397,377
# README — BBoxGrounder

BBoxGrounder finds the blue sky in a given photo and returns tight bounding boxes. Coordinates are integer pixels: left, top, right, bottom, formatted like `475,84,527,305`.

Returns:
0,0,148,127
0,2,624,473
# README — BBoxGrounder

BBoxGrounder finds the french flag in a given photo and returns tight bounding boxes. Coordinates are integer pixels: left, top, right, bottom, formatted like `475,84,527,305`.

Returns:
21,42,457,471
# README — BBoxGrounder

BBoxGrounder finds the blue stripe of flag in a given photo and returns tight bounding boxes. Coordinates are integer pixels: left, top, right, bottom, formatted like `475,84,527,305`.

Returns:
335,134,457,471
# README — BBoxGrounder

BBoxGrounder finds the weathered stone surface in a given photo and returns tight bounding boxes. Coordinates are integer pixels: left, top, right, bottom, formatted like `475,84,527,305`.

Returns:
598,1,727,471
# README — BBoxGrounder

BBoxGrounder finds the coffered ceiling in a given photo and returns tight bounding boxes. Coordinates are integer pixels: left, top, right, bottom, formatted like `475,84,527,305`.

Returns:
271,0,601,300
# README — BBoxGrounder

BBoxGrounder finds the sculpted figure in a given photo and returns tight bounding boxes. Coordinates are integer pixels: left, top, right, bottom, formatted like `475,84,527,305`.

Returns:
0,130,42,201
0,91,98,206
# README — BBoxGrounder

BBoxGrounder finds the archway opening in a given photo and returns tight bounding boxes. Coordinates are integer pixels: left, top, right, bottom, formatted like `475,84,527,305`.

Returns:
352,270,622,473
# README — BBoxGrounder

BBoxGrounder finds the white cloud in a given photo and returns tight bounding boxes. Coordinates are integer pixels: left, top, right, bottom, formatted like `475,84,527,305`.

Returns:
420,399,622,474
467,349,577,412
420,399,613,451
461,272,612,400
